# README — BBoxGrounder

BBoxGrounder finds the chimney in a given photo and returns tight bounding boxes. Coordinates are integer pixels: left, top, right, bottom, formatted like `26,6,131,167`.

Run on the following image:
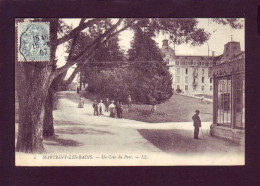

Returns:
162,39,168,47
212,51,215,56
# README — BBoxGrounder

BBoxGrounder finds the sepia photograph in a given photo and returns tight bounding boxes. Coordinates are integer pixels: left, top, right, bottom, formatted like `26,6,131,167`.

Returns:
15,18,245,166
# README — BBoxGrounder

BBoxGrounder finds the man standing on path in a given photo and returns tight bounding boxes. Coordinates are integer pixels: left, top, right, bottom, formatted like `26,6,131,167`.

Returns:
127,95,132,109
92,100,99,116
115,101,120,118
98,100,105,115
192,110,201,139
104,98,110,112
118,102,123,118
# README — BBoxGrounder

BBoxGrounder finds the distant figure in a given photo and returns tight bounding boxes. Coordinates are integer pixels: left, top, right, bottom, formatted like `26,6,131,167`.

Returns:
109,100,116,118
192,110,201,139
151,104,156,113
104,98,110,112
118,102,123,118
98,100,105,115
78,97,84,108
115,101,120,118
201,96,205,103
76,86,79,94
92,100,99,116
127,95,132,109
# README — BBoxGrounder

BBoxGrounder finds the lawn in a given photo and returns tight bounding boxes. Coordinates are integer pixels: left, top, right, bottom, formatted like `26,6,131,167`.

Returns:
82,91,213,123
194,94,213,99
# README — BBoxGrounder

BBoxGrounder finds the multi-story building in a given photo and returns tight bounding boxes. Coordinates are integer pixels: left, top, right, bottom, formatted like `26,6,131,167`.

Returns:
161,39,214,95
161,39,245,142
161,39,243,96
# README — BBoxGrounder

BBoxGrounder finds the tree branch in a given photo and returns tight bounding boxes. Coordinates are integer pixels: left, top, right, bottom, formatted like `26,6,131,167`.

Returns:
53,19,125,77
71,18,124,62
63,66,81,87
57,18,104,45
67,18,86,60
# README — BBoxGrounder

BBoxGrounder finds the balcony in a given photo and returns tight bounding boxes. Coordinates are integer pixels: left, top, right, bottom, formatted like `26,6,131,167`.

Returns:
193,70,198,77
193,77,198,85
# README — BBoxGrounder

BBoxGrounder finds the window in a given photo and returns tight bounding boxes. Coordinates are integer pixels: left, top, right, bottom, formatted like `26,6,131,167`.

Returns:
181,61,185,66
177,76,180,83
233,74,245,129
201,57,204,59
177,85,180,89
185,68,188,74
193,86,196,91
177,68,180,74
202,69,205,75
185,85,188,90
185,56,187,59
216,78,232,126
202,62,205,66
185,76,188,83
194,61,197,66
202,77,204,83
205,62,209,66
210,78,213,83
176,56,179,59
201,85,204,91
176,61,179,66
210,86,213,91
185,61,188,66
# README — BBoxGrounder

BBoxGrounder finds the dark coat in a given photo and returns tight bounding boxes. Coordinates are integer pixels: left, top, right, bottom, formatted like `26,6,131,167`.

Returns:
104,100,110,107
92,103,98,110
192,114,201,128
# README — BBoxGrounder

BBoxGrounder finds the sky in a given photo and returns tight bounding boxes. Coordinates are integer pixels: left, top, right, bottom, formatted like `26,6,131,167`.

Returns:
117,18,244,56
57,18,244,81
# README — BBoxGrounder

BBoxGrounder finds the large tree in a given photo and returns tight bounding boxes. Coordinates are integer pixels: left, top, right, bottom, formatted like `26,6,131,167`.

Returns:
128,26,173,106
15,18,243,153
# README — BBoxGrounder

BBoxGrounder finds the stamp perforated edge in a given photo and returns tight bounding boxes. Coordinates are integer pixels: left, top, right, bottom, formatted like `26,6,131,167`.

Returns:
15,19,51,63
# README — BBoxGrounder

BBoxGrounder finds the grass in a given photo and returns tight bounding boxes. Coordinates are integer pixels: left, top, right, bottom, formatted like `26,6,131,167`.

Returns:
194,94,213,99
82,91,213,123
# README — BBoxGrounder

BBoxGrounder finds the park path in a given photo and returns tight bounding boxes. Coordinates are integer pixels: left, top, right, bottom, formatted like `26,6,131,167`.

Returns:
46,91,165,155
16,91,244,166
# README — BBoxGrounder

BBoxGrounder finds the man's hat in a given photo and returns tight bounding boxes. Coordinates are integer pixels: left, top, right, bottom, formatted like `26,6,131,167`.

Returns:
195,110,200,113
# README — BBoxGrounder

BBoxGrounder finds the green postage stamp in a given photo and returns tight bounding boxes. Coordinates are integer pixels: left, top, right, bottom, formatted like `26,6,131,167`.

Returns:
16,20,50,62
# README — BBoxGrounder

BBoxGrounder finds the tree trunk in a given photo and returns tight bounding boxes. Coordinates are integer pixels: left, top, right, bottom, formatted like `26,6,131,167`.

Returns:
16,63,53,153
43,87,56,137
42,68,79,137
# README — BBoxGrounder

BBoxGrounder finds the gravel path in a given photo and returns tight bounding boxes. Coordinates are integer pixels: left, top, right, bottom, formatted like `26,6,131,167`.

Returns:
16,91,244,166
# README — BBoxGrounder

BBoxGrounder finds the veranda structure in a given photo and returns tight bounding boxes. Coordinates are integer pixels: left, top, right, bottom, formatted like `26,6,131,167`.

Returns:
209,53,245,143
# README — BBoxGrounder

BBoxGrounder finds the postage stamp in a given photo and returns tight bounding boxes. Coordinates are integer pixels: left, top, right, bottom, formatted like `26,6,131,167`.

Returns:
16,21,50,62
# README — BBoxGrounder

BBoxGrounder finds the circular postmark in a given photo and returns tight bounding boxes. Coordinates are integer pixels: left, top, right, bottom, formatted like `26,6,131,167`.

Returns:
17,22,50,62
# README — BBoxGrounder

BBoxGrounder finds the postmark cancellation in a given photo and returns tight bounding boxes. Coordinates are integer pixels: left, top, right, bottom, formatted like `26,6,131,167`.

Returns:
16,20,50,62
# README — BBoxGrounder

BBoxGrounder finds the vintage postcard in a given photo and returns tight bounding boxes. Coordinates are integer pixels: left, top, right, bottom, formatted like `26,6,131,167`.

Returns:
15,18,245,166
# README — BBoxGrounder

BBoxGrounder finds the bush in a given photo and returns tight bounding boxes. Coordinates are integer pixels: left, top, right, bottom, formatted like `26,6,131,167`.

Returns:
176,88,182,93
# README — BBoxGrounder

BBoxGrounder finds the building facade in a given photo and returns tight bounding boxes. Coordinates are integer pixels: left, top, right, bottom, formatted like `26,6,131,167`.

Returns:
209,43,245,143
161,39,214,95
162,39,245,142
